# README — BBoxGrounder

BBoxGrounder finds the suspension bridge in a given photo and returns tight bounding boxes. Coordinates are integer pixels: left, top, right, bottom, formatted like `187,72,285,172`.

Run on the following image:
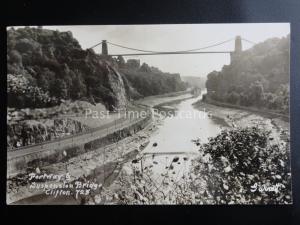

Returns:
88,36,256,63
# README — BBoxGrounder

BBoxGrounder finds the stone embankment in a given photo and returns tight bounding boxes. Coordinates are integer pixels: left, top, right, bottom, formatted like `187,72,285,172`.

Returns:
7,108,152,177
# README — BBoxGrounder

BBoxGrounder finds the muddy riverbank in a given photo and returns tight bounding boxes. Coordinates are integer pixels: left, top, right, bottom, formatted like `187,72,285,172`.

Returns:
136,93,193,107
193,100,290,142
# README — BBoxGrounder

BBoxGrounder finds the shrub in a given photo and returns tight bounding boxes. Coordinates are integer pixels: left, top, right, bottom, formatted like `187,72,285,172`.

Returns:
101,127,291,204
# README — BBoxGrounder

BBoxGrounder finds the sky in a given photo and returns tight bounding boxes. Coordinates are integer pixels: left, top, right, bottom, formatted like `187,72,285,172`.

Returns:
37,24,288,77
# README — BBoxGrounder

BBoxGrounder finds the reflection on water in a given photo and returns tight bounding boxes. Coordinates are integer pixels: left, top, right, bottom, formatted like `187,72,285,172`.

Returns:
141,92,223,181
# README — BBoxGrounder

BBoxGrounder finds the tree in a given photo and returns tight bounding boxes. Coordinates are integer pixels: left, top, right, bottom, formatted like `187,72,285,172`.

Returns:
9,50,22,65
249,81,264,106
226,91,240,104
138,63,152,73
117,56,125,68
71,74,87,99
51,79,68,99
206,71,219,92
37,73,49,91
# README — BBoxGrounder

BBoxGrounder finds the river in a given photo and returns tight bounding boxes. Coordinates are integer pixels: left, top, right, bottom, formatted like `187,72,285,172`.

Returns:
136,91,225,182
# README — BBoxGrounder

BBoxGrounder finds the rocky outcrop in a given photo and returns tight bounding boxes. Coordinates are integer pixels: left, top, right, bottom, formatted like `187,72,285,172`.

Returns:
105,64,127,109
7,118,89,149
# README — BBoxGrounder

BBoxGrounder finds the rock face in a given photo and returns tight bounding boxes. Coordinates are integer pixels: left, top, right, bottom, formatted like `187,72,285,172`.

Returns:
105,64,127,109
7,27,127,110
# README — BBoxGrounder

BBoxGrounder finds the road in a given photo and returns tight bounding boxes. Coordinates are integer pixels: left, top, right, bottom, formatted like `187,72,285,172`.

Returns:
8,111,150,160
7,91,192,160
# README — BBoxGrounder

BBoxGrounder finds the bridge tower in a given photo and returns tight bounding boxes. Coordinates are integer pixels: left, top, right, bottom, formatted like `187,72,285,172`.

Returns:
230,35,242,63
102,40,108,55
235,35,242,52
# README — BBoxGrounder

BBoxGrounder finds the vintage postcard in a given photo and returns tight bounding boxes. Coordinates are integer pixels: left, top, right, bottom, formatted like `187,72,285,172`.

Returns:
6,24,291,205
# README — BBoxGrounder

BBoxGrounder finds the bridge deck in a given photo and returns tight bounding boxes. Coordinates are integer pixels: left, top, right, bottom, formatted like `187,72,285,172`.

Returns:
109,51,232,57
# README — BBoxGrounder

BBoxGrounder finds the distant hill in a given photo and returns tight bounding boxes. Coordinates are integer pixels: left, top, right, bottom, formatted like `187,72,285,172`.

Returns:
181,76,206,89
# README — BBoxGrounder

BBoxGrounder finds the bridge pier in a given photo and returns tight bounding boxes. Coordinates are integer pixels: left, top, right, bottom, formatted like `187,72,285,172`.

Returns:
230,36,242,63
102,40,108,55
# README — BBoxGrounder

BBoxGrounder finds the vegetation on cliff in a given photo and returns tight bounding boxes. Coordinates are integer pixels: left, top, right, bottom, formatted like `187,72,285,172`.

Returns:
117,58,187,97
205,35,290,114
7,27,187,110
7,27,128,110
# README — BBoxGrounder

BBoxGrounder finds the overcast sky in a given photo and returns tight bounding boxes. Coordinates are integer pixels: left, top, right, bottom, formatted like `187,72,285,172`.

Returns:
39,24,290,77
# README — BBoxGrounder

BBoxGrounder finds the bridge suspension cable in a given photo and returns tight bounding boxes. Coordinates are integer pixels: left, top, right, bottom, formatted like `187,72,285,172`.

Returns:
106,38,235,53
87,37,257,56
88,41,103,49
241,38,257,45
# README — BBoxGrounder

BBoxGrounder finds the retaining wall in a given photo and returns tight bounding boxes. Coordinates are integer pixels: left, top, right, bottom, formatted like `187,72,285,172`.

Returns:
7,113,152,177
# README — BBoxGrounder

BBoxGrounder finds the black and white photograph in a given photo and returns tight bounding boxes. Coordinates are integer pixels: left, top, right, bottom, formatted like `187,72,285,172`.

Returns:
6,23,292,205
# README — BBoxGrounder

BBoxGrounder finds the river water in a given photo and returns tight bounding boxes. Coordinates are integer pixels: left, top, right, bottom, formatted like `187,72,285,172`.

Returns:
137,92,225,182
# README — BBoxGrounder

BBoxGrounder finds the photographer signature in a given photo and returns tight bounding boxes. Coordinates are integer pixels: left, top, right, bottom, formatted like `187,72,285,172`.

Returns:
250,183,284,193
